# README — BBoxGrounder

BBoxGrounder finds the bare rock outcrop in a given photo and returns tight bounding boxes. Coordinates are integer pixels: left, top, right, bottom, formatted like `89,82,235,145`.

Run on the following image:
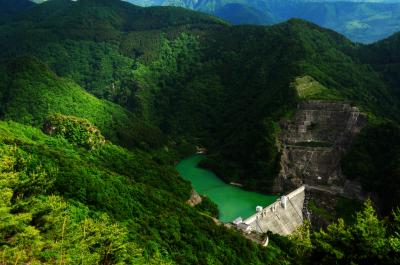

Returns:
273,100,367,193
187,189,202,206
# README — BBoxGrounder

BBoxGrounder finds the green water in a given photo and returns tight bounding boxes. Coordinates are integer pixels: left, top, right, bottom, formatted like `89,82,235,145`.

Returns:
176,155,278,223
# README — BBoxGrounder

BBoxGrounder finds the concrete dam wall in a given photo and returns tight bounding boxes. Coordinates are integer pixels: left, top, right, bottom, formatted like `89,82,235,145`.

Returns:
243,186,305,236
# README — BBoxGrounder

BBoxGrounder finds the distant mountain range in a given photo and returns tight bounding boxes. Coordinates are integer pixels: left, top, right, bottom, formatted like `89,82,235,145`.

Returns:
125,0,400,43
7,0,400,42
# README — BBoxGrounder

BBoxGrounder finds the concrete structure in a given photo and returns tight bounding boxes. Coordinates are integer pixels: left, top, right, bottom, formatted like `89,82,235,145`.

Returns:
243,186,305,236
237,223,253,234
233,217,243,225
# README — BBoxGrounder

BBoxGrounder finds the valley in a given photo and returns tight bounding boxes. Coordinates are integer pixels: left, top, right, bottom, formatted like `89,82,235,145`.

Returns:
176,155,278,223
0,0,399,264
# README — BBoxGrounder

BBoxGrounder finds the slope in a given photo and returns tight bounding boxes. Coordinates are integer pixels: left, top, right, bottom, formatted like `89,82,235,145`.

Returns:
356,32,400,98
0,0,225,97
143,19,400,192
0,57,165,149
0,119,288,264
2,0,399,194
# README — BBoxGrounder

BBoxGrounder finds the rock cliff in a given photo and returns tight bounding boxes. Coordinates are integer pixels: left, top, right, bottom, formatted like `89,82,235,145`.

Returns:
274,100,367,193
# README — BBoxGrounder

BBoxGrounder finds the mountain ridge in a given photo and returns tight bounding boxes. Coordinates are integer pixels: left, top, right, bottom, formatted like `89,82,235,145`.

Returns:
126,0,400,43
0,1,400,263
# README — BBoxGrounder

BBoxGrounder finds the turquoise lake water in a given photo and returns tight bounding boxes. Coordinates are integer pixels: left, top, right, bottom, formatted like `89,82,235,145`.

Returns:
176,155,278,222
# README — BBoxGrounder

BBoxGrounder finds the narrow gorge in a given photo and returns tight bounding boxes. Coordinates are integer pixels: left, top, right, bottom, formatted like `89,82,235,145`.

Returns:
275,100,367,196
238,100,369,237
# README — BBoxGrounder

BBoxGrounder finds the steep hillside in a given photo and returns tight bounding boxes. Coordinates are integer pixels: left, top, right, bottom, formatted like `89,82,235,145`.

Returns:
356,32,400,98
0,0,224,97
0,119,289,264
0,57,167,150
193,20,399,192
1,1,400,263
0,57,130,138
2,0,399,195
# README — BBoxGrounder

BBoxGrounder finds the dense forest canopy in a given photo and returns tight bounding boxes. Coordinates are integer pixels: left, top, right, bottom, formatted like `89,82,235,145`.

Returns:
0,0,399,264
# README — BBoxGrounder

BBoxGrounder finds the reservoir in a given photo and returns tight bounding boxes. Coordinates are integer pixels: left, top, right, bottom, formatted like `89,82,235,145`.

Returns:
176,155,278,223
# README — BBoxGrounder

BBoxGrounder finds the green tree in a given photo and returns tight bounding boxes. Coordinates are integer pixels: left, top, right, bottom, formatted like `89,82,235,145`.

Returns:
312,200,394,264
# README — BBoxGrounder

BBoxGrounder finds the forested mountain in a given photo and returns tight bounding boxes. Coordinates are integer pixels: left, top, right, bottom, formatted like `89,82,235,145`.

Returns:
0,0,34,22
126,0,400,43
0,0,400,263
2,0,398,193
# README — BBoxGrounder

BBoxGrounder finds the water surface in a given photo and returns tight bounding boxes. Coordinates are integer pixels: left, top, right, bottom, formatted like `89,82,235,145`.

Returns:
176,155,278,222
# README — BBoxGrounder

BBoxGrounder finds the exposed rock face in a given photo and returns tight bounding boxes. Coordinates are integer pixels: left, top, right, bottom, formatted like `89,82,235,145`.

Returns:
274,100,367,193
187,189,202,206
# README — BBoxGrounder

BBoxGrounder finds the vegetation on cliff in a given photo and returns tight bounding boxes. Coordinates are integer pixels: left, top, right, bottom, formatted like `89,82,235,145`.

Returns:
343,122,400,214
2,0,400,197
1,0,400,263
0,120,287,264
273,200,400,264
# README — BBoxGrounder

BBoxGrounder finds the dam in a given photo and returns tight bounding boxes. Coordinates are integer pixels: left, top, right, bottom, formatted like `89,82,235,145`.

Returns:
177,155,306,237
177,100,366,238
243,186,306,236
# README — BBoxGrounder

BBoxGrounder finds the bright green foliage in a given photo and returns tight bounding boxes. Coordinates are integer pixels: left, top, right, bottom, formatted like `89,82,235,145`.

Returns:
287,222,313,260
0,57,133,143
1,1,400,263
271,200,400,264
43,114,106,150
0,144,170,264
0,57,166,150
2,0,400,194
312,200,399,264
293,76,342,100
0,120,284,264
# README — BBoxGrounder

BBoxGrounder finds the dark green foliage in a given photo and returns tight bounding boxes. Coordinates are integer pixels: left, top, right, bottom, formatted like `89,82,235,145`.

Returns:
271,201,400,265
343,122,400,213
357,32,400,103
2,0,398,194
43,114,106,149
0,143,171,264
0,57,132,142
195,196,219,218
311,200,399,264
1,1,400,263
0,120,284,264
0,57,166,150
